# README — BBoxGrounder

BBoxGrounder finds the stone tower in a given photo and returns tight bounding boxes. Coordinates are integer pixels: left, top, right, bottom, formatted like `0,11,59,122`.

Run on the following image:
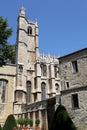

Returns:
15,7,39,107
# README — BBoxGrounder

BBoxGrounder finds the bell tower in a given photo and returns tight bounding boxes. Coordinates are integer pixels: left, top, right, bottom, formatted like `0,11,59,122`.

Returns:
17,7,39,65
15,7,39,108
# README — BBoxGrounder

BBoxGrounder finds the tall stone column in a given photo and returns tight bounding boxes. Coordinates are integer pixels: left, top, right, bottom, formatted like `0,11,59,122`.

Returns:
31,77,35,103
33,111,36,127
35,21,39,60
35,61,41,101
39,110,42,129
50,63,55,96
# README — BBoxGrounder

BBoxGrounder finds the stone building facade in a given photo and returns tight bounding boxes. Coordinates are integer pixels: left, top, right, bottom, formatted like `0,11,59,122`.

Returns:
59,48,87,130
0,7,87,130
0,7,60,129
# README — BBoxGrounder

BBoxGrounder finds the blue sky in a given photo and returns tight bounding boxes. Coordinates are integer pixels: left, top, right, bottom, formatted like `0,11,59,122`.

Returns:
0,0,87,56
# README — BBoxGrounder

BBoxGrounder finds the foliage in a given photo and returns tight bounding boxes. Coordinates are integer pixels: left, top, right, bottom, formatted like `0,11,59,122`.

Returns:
29,119,33,126
17,118,31,126
0,16,14,66
3,114,17,130
16,118,24,126
49,104,77,130
35,119,40,126
4,44,16,63
23,118,30,126
0,125,2,130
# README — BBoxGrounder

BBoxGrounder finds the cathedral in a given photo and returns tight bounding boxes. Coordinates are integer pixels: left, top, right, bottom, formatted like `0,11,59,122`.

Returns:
0,7,87,130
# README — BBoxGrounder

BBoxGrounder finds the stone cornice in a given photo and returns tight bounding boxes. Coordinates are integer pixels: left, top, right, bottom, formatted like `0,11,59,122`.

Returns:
61,86,87,95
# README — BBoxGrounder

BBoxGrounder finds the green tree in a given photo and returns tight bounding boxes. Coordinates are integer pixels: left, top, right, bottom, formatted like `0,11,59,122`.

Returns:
3,114,17,130
4,44,16,64
49,105,77,130
0,16,13,65
0,124,2,130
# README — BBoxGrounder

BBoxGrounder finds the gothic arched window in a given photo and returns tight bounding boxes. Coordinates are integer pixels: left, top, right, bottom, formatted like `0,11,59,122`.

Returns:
0,79,8,103
26,81,31,103
27,26,32,35
41,82,46,100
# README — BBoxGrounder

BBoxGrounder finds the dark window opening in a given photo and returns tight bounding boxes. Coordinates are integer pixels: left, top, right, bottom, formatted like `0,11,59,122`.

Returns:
26,81,31,103
72,61,78,73
27,26,32,35
66,82,69,88
72,94,79,109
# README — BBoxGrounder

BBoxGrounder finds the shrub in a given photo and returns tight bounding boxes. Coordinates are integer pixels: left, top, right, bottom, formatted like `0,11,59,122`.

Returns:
24,118,30,126
29,119,33,127
16,118,24,126
49,105,77,130
3,114,17,130
17,118,31,126
35,119,40,126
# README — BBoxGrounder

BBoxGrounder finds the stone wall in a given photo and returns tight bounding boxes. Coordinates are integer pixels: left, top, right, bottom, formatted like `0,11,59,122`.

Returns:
59,48,87,90
61,86,87,130
0,65,16,124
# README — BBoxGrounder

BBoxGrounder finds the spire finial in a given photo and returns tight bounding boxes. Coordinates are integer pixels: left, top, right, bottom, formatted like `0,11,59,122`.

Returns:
20,7,26,16
35,18,38,27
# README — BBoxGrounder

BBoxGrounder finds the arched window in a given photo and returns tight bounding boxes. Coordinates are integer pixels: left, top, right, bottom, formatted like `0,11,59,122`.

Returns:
41,82,46,100
55,83,60,94
27,26,32,35
26,81,31,103
0,79,8,103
